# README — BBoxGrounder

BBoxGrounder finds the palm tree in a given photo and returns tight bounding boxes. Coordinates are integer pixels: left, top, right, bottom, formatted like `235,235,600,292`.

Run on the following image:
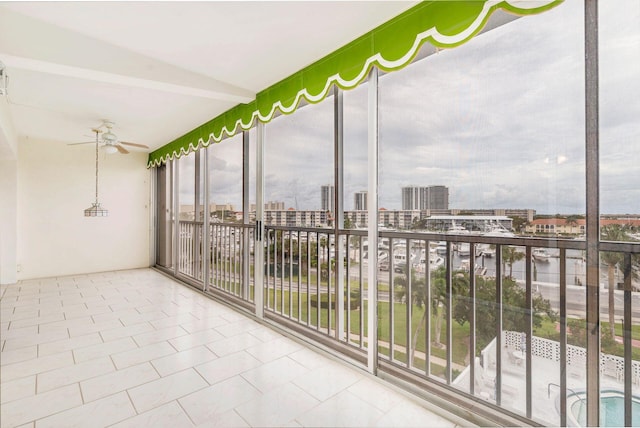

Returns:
601,225,629,338
394,267,467,365
502,246,525,279
394,268,443,364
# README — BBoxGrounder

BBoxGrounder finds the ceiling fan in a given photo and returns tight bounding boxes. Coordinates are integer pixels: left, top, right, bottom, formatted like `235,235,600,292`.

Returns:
69,120,149,154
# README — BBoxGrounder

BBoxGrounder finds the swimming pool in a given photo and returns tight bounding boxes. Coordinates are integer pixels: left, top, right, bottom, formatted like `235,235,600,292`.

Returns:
566,389,640,427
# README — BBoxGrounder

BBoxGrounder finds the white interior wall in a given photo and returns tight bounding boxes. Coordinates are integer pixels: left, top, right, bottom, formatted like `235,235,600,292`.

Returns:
0,158,17,285
17,137,150,280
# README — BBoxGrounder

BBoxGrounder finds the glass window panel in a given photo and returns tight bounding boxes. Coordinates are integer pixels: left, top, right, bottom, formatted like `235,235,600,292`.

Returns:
344,83,368,216
208,133,243,222
378,1,584,421
265,96,334,323
344,83,369,348
177,151,202,279
600,0,640,242
249,127,256,222
379,6,585,221
600,2,640,424
155,162,173,268
178,152,196,221
265,98,334,221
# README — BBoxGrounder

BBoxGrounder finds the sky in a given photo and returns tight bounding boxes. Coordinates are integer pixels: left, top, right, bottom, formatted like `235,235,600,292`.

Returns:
181,0,639,216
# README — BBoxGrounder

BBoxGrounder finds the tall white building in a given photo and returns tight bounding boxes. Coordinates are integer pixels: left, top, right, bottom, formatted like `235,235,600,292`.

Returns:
401,185,449,210
249,201,285,211
321,185,335,212
354,191,368,211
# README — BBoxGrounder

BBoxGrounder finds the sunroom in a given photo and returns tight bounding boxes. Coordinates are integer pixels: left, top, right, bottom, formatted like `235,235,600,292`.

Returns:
1,1,639,427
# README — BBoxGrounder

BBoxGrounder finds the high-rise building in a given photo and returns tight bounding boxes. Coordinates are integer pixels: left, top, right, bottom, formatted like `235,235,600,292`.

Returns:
401,185,449,210
249,201,285,211
321,185,335,212
354,191,368,211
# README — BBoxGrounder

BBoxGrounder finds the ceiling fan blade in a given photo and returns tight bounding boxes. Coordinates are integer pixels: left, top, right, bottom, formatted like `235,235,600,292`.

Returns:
68,141,96,146
115,144,130,154
119,141,149,149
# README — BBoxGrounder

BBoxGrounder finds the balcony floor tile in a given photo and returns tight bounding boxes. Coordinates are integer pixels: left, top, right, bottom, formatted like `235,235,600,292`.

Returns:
0,268,461,427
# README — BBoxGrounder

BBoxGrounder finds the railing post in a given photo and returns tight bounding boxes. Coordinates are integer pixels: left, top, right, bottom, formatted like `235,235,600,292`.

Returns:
254,122,265,319
623,253,632,427
406,238,412,369
367,67,379,374
559,248,568,427
495,244,503,406
445,241,452,383
525,246,532,418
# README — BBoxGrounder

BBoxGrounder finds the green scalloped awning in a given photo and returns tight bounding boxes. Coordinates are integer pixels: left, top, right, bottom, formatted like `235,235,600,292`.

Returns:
148,0,561,167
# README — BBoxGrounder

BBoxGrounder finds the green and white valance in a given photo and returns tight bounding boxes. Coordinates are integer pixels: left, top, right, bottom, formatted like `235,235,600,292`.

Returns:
148,0,561,167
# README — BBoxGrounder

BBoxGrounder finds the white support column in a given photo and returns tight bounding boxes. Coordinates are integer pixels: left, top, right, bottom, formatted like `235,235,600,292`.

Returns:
367,68,379,374
193,151,202,283
242,131,250,300
172,158,180,276
254,122,265,319
334,86,345,341
148,161,157,268
584,0,600,425
203,148,210,292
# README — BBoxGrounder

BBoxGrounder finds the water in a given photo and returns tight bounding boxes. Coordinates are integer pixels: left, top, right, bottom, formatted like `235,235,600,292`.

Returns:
450,249,587,286
570,391,640,427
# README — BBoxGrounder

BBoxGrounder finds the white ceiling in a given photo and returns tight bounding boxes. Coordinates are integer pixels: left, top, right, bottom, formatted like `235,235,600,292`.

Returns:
0,1,416,158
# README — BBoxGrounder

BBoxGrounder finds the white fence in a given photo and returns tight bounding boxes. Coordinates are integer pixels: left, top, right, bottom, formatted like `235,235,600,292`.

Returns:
503,330,640,384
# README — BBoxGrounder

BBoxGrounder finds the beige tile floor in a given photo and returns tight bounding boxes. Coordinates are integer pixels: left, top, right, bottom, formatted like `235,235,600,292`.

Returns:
1,269,463,428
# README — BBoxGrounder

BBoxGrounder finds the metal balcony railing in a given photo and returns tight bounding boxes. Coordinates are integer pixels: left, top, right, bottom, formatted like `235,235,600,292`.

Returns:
176,220,640,426
178,220,204,281
209,223,255,302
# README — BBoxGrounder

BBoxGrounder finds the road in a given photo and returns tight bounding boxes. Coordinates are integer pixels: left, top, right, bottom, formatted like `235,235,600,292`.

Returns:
527,281,640,322
260,261,640,321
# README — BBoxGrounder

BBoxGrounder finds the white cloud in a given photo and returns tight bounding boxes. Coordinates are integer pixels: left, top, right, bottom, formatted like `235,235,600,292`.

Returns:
178,1,639,216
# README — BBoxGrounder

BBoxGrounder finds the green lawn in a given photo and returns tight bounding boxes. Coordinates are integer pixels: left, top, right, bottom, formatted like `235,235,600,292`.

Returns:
216,269,640,368
263,284,471,366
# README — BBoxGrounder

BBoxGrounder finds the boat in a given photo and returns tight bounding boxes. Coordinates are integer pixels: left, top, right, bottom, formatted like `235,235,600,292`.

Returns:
430,254,445,269
435,241,447,255
393,251,410,265
457,243,471,257
446,221,470,235
415,254,445,272
475,243,495,258
459,260,487,276
533,248,551,262
482,222,515,237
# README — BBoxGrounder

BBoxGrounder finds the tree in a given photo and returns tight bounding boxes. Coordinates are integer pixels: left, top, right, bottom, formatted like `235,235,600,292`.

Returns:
451,274,557,351
509,216,528,233
565,215,582,235
502,246,525,279
395,265,557,363
394,269,430,364
393,267,468,365
600,225,630,338
343,216,353,230
568,318,616,350
410,216,422,230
